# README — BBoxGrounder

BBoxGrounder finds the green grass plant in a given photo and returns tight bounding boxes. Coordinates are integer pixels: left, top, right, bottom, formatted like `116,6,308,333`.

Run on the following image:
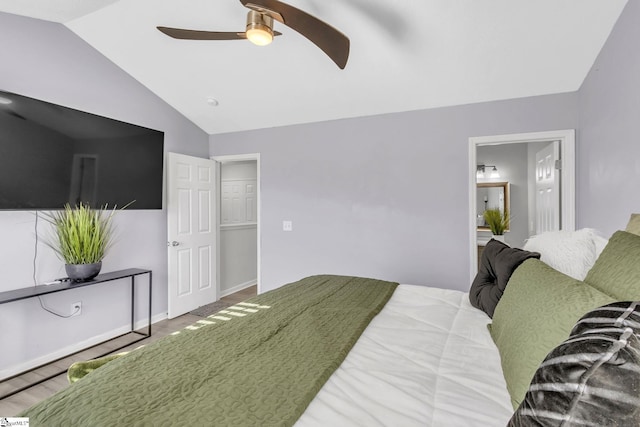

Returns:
44,202,120,265
483,208,510,235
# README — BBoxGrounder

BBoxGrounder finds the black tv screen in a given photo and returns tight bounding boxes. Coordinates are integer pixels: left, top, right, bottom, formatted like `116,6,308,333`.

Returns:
0,90,164,210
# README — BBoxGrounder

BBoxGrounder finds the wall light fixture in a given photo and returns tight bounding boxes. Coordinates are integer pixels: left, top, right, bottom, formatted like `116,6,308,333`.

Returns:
476,164,500,179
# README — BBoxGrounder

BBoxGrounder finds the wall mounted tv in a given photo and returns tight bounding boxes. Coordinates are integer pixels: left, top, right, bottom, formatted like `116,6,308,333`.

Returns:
0,90,164,210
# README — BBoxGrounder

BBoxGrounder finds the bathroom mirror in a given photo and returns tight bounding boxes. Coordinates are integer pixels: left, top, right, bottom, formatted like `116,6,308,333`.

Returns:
477,181,510,231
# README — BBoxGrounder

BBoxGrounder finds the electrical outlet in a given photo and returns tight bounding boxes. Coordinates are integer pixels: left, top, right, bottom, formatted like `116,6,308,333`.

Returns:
71,301,82,317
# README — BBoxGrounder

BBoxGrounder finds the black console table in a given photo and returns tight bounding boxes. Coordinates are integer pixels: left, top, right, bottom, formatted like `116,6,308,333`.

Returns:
0,268,152,399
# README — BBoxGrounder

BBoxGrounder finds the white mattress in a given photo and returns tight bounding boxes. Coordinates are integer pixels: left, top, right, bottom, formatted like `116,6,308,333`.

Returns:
296,285,513,426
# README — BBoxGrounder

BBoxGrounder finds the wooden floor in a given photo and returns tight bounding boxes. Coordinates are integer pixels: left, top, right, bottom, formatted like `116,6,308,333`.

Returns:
0,285,257,416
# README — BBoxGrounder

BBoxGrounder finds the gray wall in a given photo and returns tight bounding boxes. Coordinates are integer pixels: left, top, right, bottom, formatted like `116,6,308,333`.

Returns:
0,13,208,376
212,0,640,294
211,95,578,293
577,0,640,234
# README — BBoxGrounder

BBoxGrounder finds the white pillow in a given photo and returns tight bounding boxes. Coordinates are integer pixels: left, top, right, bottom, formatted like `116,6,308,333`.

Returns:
522,229,604,281
590,231,609,259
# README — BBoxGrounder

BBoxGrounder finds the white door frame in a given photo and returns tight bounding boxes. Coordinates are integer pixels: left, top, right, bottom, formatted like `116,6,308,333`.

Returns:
468,130,575,281
212,153,261,295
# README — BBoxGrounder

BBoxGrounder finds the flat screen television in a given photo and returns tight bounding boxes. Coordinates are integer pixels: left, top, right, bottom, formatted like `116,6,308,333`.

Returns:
0,89,164,210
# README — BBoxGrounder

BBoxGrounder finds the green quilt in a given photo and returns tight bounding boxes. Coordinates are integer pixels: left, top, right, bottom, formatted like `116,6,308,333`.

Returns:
21,275,397,426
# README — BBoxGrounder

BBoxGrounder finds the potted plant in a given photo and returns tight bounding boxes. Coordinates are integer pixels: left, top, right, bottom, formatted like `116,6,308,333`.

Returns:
483,208,509,241
44,202,122,282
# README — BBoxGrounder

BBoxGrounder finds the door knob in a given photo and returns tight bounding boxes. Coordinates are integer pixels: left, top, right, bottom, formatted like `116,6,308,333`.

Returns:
168,241,180,247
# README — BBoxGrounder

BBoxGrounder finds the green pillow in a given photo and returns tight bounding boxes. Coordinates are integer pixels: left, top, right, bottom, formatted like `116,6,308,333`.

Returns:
584,230,640,300
626,213,640,236
490,259,614,409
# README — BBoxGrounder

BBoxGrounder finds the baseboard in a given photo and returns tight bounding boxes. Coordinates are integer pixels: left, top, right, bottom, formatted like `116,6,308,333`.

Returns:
220,280,257,298
0,312,166,381
137,312,167,330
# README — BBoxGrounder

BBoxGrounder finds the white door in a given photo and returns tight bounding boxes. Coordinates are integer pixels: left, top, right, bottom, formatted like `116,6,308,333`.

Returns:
535,141,561,234
221,179,257,224
167,152,217,318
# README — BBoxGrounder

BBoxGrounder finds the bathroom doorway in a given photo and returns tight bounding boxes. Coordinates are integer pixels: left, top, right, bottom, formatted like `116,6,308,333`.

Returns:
468,130,575,279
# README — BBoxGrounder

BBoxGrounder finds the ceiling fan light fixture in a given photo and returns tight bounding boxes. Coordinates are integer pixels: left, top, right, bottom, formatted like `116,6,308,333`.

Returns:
246,10,274,46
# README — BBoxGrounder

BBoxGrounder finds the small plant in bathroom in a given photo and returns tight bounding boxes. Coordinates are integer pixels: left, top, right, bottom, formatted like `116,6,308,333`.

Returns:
483,208,509,236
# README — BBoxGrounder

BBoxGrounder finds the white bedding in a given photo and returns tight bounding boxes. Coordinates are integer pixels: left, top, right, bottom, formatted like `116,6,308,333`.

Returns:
296,285,513,426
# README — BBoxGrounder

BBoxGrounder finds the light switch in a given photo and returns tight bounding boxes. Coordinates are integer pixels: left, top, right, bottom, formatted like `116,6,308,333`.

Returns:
283,220,293,231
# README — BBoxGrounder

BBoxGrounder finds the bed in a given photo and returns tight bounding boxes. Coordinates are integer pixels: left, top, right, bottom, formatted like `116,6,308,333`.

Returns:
297,285,512,426
21,223,640,426
20,275,512,426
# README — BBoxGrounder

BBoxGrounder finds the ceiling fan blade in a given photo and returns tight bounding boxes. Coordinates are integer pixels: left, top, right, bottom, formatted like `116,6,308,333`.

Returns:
157,26,246,40
157,26,282,41
240,0,350,69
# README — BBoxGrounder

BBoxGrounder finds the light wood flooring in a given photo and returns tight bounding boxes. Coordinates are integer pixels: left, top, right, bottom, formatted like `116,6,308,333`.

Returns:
0,285,257,416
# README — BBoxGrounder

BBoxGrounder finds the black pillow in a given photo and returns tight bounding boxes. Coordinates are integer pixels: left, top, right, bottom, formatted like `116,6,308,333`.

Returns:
510,301,640,426
469,239,540,318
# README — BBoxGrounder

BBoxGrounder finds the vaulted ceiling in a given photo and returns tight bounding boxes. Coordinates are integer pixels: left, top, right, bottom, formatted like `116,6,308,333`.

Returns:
0,0,628,134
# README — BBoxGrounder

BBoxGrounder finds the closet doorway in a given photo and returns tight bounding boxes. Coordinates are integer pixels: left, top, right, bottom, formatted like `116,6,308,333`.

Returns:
213,154,261,296
468,130,575,280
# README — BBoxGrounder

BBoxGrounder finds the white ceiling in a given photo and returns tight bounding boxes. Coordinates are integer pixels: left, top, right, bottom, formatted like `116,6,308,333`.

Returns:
0,0,628,135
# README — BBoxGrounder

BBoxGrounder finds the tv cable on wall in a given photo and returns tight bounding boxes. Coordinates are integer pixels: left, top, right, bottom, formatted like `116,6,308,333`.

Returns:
32,211,80,318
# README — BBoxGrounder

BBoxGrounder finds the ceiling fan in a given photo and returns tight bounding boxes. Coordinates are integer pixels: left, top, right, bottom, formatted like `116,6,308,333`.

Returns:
157,0,350,69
